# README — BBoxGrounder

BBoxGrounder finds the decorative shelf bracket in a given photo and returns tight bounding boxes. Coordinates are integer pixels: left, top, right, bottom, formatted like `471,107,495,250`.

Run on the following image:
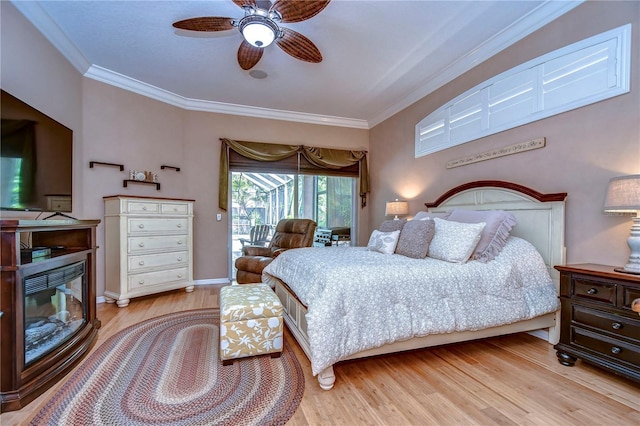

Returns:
160,165,181,172
90,161,124,171
123,180,160,190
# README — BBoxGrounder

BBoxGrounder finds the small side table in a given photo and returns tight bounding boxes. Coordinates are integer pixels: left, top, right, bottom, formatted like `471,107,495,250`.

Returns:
554,263,640,383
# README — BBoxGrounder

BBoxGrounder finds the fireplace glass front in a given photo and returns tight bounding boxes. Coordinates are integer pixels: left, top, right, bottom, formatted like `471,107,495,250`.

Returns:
23,260,87,366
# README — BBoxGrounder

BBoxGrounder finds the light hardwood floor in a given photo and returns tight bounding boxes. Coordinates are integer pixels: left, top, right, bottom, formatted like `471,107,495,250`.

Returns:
2,285,639,425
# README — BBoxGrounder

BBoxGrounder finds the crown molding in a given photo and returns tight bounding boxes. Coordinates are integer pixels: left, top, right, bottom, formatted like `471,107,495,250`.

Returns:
367,0,584,127
13,0,581,130
84,65,369,129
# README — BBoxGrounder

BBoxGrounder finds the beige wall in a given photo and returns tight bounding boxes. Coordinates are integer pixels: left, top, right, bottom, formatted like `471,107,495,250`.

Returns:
1,2,369,298
370,1,640,268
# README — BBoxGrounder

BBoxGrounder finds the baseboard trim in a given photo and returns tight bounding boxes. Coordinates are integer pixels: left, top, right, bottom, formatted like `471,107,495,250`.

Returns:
193,278,231,286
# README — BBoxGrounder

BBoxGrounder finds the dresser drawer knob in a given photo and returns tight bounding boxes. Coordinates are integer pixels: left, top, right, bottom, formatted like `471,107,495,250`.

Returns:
142,206,147,211
587,288,598,295
177,273,183,278
138,261,145,266
177,240,183,245
138,224,145,229
177,256,183,261
611,346,622,355
138,279,145,285
177,223,182,228
611,322,622,330
138,242,145,247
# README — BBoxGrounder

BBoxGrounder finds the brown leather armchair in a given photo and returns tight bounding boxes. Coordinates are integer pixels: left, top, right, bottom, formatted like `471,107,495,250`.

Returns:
235,218,316,284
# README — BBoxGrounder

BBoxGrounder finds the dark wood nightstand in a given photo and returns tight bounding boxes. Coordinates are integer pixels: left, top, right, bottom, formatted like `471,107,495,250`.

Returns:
554,264,640,383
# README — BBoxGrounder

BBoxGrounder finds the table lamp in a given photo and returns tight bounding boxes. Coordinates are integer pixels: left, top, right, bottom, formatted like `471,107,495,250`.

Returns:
385,199,409,220
603,174,640,274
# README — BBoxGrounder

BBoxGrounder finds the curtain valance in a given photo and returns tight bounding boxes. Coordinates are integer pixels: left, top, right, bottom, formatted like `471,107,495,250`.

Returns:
219,138,369,211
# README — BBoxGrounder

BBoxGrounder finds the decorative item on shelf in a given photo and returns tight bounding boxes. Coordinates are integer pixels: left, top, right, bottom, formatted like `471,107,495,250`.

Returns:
89,161,124,171
603,174,640,274
129,170,158,183
385,199,408,220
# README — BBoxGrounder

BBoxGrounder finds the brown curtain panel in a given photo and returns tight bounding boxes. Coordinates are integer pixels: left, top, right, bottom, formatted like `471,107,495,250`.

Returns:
219,138,369,211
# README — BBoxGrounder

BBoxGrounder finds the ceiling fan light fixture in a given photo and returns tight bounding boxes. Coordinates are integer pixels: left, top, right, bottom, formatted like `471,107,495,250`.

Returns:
239,15,279,48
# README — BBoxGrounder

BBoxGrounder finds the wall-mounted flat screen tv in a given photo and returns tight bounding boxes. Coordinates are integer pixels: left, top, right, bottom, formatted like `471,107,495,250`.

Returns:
1,89,73,212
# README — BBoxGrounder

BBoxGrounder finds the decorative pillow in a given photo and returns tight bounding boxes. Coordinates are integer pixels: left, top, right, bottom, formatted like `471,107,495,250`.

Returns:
447,209,517,263
366,229,400,255
379,219,407,232
428,218,486,263
395,219,435,259
413,211,451,221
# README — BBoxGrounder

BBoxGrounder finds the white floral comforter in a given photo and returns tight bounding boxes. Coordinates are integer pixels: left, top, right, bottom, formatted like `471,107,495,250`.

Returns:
262,237,559,376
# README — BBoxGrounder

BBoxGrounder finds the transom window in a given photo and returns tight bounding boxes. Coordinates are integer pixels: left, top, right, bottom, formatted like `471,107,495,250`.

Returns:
416,24,631,157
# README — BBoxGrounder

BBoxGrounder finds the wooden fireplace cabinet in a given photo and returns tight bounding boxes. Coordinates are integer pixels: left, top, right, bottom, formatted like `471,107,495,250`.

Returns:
0,219,101,412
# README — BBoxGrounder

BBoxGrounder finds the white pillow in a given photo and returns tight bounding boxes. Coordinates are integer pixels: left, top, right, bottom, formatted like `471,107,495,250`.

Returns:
428,218,486,263
366,229,400,255
414,211,451,221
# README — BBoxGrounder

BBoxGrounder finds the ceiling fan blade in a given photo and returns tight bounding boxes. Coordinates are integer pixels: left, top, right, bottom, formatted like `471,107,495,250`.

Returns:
172,17,234,32
276,28,322,63
233,0,257,9
238,40,264,70
271,0,330,23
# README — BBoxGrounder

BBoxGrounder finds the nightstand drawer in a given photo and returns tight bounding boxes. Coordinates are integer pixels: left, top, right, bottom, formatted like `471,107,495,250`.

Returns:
572,327,640,366
623,286,640,310
573,276,616,305
573,305,640,341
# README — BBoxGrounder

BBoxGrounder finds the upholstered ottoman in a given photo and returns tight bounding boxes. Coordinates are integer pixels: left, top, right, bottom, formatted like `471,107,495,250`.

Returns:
219,283,284,364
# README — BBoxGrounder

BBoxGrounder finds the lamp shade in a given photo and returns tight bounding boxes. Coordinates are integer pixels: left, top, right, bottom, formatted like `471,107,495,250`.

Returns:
603,174,640,213
385,199,409,219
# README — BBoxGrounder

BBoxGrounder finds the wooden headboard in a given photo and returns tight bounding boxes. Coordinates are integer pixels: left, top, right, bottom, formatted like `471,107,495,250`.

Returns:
425,180,567,283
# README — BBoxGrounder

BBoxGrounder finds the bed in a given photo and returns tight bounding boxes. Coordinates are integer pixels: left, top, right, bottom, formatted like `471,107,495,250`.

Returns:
262,181,567,390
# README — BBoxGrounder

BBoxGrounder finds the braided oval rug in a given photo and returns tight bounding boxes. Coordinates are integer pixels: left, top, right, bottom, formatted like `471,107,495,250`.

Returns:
31,309,304,426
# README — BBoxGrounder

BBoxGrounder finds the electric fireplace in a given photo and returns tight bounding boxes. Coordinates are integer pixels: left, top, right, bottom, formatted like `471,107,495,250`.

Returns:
24,260,87,366
1,219,100,412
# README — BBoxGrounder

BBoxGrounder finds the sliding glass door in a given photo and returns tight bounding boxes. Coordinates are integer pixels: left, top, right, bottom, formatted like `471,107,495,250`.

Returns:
230,172,355,279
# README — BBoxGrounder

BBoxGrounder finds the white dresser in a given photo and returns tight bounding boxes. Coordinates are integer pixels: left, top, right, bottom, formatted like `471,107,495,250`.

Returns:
103,195,194,307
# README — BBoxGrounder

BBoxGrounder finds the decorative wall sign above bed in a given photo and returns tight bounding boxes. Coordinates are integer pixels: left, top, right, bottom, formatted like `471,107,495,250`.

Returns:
415,24,631,158
446,137,545,169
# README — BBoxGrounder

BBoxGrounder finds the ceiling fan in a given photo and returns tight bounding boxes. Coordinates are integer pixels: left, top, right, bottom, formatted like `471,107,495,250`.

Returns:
172,0,331,70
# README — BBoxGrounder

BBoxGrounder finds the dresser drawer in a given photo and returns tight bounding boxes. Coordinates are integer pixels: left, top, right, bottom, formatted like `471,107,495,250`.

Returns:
128,251,189,272
573,305,640,341
126,201,160,214
128,218,188,234
161,202,189,215
572,327,640,366
128,267,189,290
573,276,616,305
128,235,188,253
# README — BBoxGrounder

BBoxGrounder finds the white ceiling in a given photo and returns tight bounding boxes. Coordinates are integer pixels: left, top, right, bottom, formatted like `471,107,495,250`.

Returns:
12,0,582,129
